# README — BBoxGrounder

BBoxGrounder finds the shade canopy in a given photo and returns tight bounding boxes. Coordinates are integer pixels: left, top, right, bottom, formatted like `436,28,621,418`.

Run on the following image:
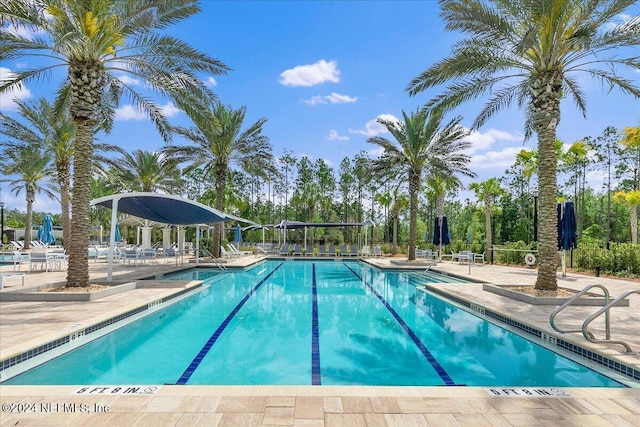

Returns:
91,192,241,225
274,219,375,229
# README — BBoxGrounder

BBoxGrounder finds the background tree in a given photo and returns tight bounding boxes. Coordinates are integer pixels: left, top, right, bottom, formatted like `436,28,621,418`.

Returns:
163,102,272,256
407,0,640,290
368,109,474,260
1,0,228,286
613,190,640,244
0,144,57,249
470,178,505,261
112,149,184,193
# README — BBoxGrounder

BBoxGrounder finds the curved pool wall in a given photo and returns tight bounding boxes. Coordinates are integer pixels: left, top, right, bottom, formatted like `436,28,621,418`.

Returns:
3,260,627,387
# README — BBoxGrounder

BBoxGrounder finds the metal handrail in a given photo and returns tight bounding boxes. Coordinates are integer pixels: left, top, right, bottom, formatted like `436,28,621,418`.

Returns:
549,284,610,339
582,289,640,353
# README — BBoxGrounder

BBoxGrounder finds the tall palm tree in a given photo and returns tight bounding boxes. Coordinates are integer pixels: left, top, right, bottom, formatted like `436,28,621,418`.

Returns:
0,144,57,249
368,109,475,260
0,98,121,250
112,149,184,193
163,102,273,257
470,178,505,261
1,0,228,286
407,0,640,290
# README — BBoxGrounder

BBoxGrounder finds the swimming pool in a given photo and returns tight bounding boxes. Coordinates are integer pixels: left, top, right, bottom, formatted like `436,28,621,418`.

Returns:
4,260,624,386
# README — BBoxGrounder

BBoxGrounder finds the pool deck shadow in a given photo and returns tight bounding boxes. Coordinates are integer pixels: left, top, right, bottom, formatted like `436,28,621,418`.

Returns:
1,254,639,426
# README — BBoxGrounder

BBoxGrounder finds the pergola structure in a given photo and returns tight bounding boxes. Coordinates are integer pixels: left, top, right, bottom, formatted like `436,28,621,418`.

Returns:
91,192,254,280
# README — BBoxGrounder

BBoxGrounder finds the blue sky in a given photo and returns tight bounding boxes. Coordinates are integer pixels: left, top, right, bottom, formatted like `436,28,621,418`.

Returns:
1,1,639,214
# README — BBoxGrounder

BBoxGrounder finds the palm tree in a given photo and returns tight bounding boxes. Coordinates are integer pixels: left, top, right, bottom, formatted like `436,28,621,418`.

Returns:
0,98,121,250
1,0,228,286
407,0,640,290
163,102,273,257
470,178,505,261
368,109,475,260
0,144,57,249
112,149,184,193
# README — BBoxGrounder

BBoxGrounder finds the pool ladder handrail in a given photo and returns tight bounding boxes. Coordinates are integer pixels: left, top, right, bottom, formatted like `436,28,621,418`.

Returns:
581,289,640,354
549,284,610,340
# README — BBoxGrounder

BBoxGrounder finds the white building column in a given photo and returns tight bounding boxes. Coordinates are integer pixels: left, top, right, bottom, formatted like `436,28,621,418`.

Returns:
162,228,171,249
141,226,152,248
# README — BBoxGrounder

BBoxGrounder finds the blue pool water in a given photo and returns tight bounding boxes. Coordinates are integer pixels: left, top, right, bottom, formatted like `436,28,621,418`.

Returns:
5,260,623,386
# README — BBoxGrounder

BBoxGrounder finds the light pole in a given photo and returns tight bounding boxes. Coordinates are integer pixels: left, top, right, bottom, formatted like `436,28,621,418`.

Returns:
533,189,539,243
0,201,4,247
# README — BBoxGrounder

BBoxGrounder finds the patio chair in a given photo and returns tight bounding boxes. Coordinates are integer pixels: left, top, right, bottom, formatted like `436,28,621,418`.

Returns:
458,251,472,264
360,245,371,257
12,250,30,271
473,252,486,264
122,248,141,266
141,248,158,264
373,245,383,256
30,251,56,272
91,245,109,263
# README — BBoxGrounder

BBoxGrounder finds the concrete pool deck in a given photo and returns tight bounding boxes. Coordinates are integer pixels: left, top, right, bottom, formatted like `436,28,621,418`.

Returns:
1,254,639,426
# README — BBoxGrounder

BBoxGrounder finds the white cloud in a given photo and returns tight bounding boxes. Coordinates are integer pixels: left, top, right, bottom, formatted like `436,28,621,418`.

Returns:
303,92,358,106
326,129,349,141
279,59,340,87
0,67,33,111
115,105,147,121
115,102,182,121
206,76,218,87
349,113,399,136
161,102,182,117
463,128,523,152
116,75,142,86
469,146,523,170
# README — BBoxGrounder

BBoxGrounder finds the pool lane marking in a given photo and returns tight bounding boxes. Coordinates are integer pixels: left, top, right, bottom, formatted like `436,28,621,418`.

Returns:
343,264,456,386
175,262,284,385
311,263,321,385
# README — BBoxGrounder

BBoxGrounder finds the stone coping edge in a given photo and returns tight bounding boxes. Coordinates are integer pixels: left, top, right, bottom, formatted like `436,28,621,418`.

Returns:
483,284,630,306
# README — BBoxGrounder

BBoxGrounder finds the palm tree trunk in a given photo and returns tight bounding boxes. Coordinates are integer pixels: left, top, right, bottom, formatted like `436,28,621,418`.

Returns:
531,72,562,291
67,123,93,287
214,167,227,258
484,205,492,260
24,189,34,250
408,172,419,260
58,165,71,251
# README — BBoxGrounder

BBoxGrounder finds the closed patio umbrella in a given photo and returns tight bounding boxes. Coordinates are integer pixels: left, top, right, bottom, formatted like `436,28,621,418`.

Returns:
234,223,242,244
41,214,56,245
114,222,122,242
433,216,450,259
557,201,577,277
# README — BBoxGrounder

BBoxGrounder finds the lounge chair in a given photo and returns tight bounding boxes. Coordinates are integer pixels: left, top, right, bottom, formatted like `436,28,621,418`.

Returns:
279,244,290,256
10,241,24,250
292,244,302,256
220,245,239,258
90,245,109,263
12,250,30,271
328,245,336,256
360,245,371,257
227,243,252,256
348,245,358,257
305,244,314,256
318,245,326,256
373,245,383,256
458,251,473,264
